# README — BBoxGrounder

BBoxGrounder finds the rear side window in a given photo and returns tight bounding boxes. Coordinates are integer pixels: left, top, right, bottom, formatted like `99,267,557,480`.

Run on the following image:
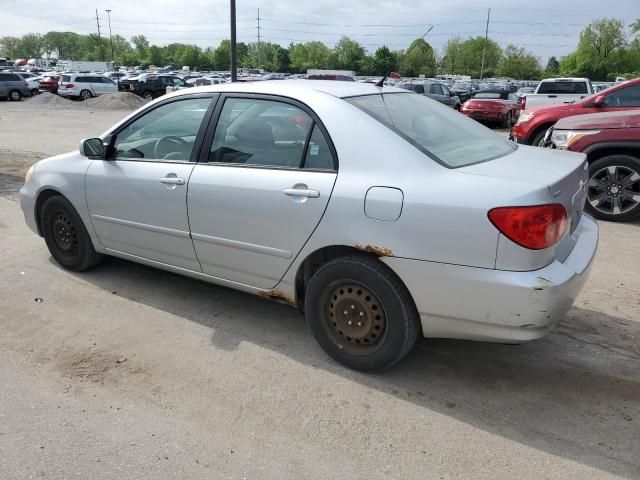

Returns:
76,77,90,83
537,81,588,94
210,98,313,168
347,93,516,168
303,125,335,170
0,73,19,81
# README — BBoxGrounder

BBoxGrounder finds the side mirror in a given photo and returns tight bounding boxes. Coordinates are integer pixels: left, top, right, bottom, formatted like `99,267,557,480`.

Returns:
589,94,606,107
80,138,106,158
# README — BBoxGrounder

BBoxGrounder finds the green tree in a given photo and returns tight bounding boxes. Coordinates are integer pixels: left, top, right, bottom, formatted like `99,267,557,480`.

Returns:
399,38,436,77
372,46,397,75
497,44,541,79
573,18,626,79
333,36,366,70
131,35,149,59
441,36,464,74
545,56,560,74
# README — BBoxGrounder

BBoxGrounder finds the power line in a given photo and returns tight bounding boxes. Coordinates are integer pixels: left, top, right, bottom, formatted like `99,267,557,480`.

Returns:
480,8,490,80
95,8,104,61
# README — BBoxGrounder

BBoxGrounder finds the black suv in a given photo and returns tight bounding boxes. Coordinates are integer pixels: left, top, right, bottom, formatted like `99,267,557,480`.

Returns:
119,73,186,100
397,80,461,109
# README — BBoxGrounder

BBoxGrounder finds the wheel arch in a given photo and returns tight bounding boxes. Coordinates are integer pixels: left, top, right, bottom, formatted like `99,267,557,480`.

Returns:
34,188,65,236
583,142,640,163
293,244,418,318
530,121,557,144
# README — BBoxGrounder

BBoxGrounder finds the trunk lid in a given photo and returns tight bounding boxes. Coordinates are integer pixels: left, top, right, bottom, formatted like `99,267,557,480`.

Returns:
460,145,588,234
464,99,506,110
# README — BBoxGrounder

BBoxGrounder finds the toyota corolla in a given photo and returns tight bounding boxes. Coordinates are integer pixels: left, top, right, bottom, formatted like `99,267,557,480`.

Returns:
20,81,598,371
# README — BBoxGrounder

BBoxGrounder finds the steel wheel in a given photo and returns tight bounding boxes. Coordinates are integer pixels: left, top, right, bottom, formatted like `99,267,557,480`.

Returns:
588,164,640,216
325,282,387,355
52,212,80,260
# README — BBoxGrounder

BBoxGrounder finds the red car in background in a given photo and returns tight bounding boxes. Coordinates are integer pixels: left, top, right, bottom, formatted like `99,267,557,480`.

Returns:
38,75,60,94
512,78,640,146
460,90,522,128
544,109,640,222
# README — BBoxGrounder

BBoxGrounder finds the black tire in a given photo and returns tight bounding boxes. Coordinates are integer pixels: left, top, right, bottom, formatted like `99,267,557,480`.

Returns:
79,89,92,101
584,155,640,222
142,91,154,101
304,255,420,371
8,89,22,101
41,195,103,271
501,111,512,129
530,129,548,147
30,89,39,96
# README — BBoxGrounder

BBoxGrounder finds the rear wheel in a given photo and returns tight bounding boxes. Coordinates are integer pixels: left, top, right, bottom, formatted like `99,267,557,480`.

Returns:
304,255,420,371
142,91,154,101
41,196,103,271
79,89,92,101
30,88,39,96
585,155,640,222
8,89,22,101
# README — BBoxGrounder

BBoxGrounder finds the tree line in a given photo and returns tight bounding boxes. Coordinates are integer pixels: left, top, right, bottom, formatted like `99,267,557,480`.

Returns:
1,18,638,80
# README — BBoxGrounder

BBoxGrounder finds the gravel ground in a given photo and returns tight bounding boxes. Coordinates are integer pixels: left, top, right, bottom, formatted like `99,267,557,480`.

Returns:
0,101,639,479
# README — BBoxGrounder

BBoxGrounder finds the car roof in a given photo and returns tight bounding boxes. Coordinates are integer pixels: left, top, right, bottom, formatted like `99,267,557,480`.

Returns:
170,79,407,99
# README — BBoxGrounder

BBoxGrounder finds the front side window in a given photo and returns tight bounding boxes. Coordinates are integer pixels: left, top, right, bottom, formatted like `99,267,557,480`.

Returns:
604,84,640,107
347,93,516,168
209,98,313,168
441,85,451,97
113,97,212,161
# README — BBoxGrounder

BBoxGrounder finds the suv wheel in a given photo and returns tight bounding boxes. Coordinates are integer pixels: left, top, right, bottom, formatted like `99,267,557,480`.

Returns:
142,91,154,101
8,89,22,101
80,89,92,101
304,255,420,371
30,89,39,96
585,154,640,222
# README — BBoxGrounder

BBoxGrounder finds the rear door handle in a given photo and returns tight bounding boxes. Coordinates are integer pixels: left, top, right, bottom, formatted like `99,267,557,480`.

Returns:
283,188,320,198
160,177,185,185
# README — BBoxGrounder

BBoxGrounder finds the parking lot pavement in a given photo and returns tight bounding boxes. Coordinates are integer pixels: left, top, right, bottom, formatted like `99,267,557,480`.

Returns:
0,104,639,479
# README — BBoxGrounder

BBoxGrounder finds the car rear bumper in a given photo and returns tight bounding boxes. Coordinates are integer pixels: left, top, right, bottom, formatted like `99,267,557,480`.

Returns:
19,186,39,235
57,89,75,97
383,214,598,343
461,110,505,121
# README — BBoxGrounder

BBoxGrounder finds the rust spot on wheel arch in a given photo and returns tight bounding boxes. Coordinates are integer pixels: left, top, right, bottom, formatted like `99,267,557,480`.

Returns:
354,243,393,257
257,289,295,305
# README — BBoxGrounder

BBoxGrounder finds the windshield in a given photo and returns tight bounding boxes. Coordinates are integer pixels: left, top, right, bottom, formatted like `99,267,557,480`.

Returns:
473,93,504,99
452,83,471,89
346,93,516,168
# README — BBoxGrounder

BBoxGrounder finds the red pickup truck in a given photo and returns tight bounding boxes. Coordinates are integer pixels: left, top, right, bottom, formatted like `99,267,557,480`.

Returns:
543,109,640,222
511,78,640,146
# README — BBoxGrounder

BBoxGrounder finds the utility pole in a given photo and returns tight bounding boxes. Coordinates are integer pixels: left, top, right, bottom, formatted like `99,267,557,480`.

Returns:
230,0,237,81
257,8,261,69
95,9,104,61
479,8,490,80
105,9,114,63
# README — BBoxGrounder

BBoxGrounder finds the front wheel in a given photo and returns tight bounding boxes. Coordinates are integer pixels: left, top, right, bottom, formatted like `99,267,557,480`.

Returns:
142,91,154,101
41,196,103,271
304,255,420,371
584,155,640,222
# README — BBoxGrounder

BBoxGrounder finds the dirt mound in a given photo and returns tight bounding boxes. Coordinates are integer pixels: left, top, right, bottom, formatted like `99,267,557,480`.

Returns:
24,92,77,109
81,92,148,110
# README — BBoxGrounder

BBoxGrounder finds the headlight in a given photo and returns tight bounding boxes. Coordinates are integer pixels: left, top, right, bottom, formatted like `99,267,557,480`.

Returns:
516,112,534,124
25,165,35,184
550,129,601,149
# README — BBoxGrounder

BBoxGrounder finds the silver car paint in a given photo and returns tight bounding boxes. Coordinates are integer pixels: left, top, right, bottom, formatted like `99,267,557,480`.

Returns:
20,80,598,343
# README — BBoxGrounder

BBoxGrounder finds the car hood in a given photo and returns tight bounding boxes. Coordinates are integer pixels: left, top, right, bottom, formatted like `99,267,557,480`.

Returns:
555,109,640,130
527,101,586,115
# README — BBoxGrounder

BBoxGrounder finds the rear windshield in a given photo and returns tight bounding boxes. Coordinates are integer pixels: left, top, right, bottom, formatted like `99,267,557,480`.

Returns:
473,92,505,99
346,93,516,168
61,75,71,82
537,81,589,94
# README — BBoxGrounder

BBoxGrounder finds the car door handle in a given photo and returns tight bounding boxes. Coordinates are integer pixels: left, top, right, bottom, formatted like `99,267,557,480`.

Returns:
160,177,185,185
283,188,320,198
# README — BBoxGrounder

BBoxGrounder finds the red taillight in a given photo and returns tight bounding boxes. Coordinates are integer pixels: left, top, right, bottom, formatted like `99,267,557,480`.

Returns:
65,83,74,88
488,204,569,250
521,95,526,111
24,81,29,87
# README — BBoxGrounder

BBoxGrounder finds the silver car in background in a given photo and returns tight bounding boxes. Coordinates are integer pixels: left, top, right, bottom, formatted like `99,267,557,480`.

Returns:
20,81,598,371
58,73,118,101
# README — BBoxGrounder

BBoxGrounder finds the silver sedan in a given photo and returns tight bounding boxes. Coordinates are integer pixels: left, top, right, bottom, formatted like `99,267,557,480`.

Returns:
20,80,598,371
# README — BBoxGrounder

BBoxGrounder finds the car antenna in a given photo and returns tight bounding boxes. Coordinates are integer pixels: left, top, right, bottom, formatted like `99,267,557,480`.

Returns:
375,68,400,88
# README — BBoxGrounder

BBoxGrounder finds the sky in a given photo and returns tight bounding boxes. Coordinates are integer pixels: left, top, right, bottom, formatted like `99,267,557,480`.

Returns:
0,0,638,63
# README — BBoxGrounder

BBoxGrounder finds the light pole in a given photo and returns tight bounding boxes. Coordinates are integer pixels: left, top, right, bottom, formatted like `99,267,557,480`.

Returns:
105,9,114,63
421,25,433,39
230,0,237,81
